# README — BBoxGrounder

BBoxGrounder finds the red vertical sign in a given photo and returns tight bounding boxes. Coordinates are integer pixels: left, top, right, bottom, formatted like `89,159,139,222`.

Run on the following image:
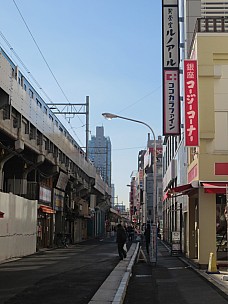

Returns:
184,60,199,147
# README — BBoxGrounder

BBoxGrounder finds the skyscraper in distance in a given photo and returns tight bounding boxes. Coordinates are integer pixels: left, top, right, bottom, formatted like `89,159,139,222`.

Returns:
88,126,111,187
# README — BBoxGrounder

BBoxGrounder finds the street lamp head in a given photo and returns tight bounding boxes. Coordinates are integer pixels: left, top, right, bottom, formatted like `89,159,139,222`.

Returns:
102,112,118,120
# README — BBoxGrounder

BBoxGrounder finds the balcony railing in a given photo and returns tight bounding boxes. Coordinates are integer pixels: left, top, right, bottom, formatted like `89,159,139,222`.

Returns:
196,17,228,33
189,17,228,57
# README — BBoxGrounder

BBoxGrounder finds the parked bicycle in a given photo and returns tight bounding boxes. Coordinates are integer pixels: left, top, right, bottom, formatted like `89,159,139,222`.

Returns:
54,233,71,248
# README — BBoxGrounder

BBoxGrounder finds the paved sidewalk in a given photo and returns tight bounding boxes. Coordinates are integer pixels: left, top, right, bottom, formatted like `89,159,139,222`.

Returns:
162,241,228,297
124,240,228,304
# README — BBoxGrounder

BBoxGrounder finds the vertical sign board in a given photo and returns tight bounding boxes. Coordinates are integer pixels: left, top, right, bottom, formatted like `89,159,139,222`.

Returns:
184,60,199,147
150,223,157,264
162,0,180,135
171,231,181,256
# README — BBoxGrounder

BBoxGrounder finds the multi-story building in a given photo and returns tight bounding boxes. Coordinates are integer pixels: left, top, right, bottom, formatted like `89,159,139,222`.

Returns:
145,135,163,225
162,0,228,267
129,135,163,231
88,126,111,187
129,171,138,224
110,183,115,208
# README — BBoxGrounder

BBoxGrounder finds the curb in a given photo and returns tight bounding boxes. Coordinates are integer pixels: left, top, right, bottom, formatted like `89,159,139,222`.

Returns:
88,242,140,304
112,242,140,304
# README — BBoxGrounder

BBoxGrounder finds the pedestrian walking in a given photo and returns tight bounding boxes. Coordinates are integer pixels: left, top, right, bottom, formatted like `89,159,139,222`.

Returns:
144,223,151,254
116,223,127,260
127,224,134,241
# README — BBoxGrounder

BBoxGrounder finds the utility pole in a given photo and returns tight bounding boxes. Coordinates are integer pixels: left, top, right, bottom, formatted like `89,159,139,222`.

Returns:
85,96,89,160
46,96,90,160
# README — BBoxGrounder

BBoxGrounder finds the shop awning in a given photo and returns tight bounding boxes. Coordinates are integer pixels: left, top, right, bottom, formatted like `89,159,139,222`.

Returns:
163,181,199,201
171,184,194,193
201,182,228,194
39,204,55,214
162,191,170,201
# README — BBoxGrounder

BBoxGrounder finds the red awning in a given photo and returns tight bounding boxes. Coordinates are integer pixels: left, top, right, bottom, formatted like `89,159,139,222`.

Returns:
162,191,170,201
170,184,193,194
39,205,55,214
163,181,198,201
201,182,228,194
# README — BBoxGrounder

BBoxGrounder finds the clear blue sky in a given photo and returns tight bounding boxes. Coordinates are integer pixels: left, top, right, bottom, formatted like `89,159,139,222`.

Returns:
0,1,162,207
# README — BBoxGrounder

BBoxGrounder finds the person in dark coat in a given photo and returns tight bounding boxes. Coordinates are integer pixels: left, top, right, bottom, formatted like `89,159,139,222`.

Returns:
144,223,151,255
116,223,127,260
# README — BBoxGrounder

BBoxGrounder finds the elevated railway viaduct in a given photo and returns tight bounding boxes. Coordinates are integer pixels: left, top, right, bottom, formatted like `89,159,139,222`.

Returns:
0,47,111,250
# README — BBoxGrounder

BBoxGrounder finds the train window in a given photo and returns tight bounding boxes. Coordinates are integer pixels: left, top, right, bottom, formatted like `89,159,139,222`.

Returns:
50,142,54,153
49,114,53,121
36,99,42,109
24,121,29,134
54,146,58,157
29,89,34,99
45,139,50,151
29,125,36,140
37,132,42,146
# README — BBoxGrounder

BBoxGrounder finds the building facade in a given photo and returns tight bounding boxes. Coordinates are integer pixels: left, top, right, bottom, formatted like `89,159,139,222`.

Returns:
129,135,163,232
162,0,228,267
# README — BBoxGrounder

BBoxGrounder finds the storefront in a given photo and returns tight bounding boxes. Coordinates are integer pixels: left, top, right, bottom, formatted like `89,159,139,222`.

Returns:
37,185,55,249
164,181,228,267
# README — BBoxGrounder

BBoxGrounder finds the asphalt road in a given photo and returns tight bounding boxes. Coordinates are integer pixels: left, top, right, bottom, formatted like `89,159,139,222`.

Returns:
0,238,119,304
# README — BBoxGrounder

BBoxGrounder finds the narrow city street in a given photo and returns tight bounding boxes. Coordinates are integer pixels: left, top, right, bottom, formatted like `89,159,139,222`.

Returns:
1,237,228,304
0,238,119,304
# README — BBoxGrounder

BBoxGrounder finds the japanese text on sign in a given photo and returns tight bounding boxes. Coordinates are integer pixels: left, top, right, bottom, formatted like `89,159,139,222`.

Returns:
184,60,199,147
163,70,180,134
162,0,179,69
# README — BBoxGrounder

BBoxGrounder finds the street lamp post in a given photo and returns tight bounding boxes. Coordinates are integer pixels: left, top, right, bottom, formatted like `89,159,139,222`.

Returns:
102,112,157,225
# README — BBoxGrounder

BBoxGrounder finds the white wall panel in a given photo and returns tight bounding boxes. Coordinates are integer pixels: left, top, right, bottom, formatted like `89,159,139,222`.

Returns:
0,192,37,262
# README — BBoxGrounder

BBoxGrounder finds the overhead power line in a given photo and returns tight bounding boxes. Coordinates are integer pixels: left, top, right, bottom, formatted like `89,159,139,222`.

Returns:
0,30,84,146
12,0,72,105
1,0,87,146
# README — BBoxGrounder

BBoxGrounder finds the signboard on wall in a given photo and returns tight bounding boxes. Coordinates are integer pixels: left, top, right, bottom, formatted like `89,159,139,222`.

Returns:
163,70,180,134
184,60,199,147
162,0,180,135
162,0,179,69
39,185,52,203
56,171,68,191
53,188,64,211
